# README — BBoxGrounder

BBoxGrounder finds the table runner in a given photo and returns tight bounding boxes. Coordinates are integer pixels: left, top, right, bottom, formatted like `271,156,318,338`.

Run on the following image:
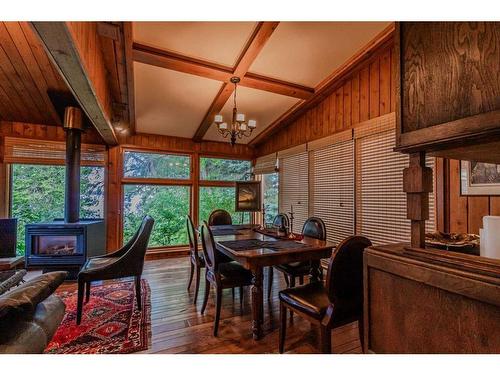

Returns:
218,239,311,251
211,228,245,236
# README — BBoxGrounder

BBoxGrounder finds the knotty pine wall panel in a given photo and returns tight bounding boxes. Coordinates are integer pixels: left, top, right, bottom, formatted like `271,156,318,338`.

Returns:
437,158,500,235
255,44,396,156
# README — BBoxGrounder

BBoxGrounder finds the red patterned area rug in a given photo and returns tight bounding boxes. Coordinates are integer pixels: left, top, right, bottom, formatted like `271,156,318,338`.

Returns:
45,279,151,354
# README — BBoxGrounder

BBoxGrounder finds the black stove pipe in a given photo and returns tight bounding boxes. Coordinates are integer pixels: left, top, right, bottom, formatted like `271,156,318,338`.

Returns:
63,107,83,223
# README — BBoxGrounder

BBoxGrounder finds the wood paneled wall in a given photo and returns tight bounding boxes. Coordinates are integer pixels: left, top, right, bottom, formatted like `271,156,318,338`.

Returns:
0,121,104,144
255,43,395,156
437,158,500,235
116,132,255,158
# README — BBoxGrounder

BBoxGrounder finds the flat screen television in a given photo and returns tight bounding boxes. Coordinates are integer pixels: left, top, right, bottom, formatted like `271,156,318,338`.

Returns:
0,218,17,258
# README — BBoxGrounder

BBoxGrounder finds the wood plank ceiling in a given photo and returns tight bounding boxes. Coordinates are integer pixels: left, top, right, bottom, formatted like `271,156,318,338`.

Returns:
0,21,133,144
0,22,68,125
132,21,392,144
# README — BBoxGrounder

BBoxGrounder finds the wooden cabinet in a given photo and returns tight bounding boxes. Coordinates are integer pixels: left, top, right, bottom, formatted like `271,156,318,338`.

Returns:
395,22,500,163
364,244,500,353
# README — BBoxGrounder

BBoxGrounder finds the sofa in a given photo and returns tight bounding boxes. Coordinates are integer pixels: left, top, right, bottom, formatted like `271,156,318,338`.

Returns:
0,271,67,354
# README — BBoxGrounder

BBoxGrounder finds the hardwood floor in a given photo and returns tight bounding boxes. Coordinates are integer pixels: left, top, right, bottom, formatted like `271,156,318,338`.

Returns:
53,256,362,354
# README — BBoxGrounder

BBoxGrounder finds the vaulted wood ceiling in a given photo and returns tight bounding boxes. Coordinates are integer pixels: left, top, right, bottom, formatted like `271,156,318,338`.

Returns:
0,21,393,147
132,21,392,144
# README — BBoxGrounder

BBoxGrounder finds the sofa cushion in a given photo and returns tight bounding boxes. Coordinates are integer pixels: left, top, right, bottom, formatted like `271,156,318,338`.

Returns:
32,294,66,341
0,271,67,328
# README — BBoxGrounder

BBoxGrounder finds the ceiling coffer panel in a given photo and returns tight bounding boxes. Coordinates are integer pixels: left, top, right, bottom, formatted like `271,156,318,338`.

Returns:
134,62,223,138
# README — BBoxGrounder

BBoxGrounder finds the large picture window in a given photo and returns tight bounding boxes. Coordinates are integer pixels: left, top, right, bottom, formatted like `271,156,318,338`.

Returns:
123,185,190,247
122,150,192,249
262,173,279,224
199,157,252,225
10,164,105,255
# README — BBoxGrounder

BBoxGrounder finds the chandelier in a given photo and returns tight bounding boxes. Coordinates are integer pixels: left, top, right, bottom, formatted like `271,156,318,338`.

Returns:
214,76,256,146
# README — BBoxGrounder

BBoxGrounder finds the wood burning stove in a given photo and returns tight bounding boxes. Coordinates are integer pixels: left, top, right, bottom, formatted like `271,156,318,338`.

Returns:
25,220,105,273
24,107,106,276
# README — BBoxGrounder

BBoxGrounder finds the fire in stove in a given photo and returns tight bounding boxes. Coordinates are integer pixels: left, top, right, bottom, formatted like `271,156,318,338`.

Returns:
35,235,78,256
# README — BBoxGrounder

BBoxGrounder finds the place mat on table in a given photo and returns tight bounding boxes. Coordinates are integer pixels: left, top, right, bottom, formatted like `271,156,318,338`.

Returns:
218,239,311,251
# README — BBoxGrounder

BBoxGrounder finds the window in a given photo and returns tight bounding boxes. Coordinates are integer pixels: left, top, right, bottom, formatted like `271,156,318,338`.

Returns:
278,148,309,233
124,150,190,179
122,151,192,248
262,173,279,224
198,157,252,225
200,157,251,181
199,186,249,224
355,128,435,245
123,185,190,247
309,139,355,244
10,164,105,255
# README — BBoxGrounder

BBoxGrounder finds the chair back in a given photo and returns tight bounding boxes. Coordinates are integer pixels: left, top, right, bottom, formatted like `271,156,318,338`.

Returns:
121,215,155,275
272,213,289,229
325,236,372,304
200,221,223,272
186,215,200,262
208,209,232,226
302,217,326,240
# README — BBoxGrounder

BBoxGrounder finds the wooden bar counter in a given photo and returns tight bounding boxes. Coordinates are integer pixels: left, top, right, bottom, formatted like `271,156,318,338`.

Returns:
363,244,500,353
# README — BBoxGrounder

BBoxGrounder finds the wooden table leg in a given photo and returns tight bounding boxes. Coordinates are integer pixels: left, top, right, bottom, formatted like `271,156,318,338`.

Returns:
309,259,321,283
251,266,263,340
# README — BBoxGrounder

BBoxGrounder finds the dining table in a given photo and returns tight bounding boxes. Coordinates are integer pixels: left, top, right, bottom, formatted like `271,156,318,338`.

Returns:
210,224,335,340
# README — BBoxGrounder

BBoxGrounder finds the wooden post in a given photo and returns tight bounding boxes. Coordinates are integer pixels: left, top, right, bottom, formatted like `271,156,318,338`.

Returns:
403,152,433,248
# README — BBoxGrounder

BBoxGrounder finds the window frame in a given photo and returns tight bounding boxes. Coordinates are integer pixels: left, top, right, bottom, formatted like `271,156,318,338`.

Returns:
119,146,252,252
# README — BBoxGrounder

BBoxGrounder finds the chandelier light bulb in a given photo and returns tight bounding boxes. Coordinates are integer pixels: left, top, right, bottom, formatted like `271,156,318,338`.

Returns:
236,113,245,122
248,119,257,128
240,123,248,131
219,122,228,130
214,114,223,123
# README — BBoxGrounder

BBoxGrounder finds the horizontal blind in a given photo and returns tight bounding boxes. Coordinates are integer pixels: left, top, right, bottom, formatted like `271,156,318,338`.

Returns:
254,153,277,175
3,137,106,166
279,152,309,233
310,140,354,245
356,130,435,245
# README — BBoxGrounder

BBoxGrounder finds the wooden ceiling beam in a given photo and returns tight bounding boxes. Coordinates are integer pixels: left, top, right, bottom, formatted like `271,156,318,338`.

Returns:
123,22,136,135
132,32,313,100
249,22,396,146
31,22,118,145
192,22,281,142
133,42,233,82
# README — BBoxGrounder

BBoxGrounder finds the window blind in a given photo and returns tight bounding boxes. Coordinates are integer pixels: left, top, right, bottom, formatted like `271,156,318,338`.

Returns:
254,153,277,175
279,152,309,233
355,129,435,245
309,140,354,245
3,137,106,166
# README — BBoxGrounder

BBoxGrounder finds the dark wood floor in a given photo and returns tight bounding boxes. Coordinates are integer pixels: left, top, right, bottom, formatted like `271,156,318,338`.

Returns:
53,257,362,354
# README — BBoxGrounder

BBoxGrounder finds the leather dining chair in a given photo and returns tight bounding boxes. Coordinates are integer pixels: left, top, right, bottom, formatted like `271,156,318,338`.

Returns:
272,213,290,230
208,209,232,226
200,221,253,337
278,235,372,354
268,217,327,299
76,216,154,325
186,215,205,305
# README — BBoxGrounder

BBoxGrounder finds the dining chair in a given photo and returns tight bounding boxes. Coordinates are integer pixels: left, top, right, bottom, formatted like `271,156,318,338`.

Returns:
208,209,232,226
186,215,205,305
76,215,154,325
200,221,253,337
272,213,290,229
278,235,372,353
268,217,326,299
